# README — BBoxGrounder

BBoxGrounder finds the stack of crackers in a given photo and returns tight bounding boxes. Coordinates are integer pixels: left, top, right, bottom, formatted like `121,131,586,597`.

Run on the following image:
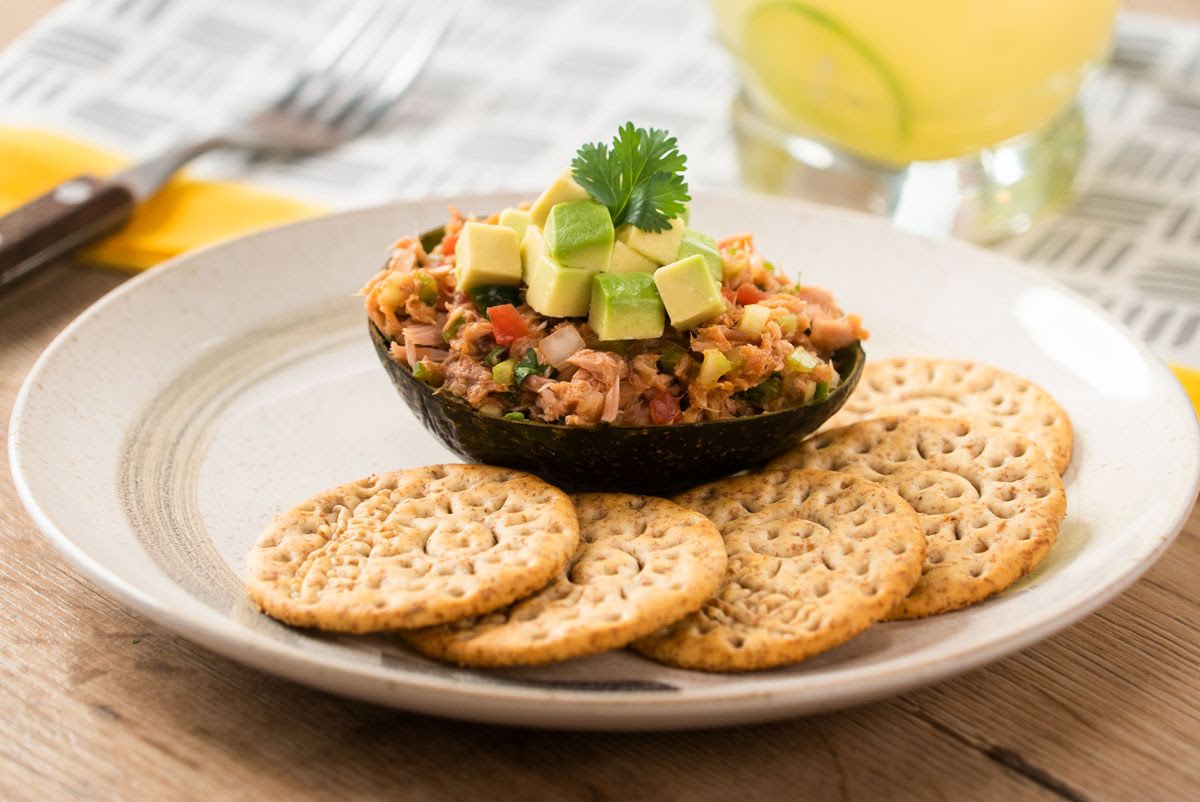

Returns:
246,357,1071,672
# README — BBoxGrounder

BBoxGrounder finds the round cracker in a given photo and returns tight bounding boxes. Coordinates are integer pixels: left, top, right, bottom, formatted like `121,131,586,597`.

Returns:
824,356,1073,474
246,465,579,633
632,469,925,672
404,493,727,667
769,417,1066,619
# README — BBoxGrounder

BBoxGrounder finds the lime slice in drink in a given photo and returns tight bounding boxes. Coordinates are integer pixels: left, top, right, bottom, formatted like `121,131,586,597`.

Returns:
741,2,910,163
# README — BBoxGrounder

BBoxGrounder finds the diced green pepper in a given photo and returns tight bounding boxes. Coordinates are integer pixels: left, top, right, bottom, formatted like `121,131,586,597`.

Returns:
414,271,439,306
492,358,516,387
485,346,506,366
502,411,527,421
442,314,465,343
412,361,438,385
786,348,819,372
658,343,687,373
697,349,732,387
813,380,830,402
469,284,521,313
745,375,782,404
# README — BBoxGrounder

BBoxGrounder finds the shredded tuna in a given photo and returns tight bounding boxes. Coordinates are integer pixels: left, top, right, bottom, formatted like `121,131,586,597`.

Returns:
524,374,555,393
441,353,506,406
628,354,672,395
810,314,867,352
402,324,443,347
538,382,606,425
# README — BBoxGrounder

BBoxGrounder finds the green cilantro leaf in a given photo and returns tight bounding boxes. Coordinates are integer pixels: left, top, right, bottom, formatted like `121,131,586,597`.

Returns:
514,349,551,387
571,122,690,233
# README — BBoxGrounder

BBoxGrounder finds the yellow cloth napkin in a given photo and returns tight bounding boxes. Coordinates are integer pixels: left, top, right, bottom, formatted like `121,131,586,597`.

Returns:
0,127,321,270
1175,366,1200,417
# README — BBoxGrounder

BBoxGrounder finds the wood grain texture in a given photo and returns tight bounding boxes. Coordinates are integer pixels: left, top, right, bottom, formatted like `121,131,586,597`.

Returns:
2,1,1198,801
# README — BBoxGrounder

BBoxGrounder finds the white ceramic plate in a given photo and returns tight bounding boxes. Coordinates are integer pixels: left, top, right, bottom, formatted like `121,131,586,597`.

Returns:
11,192,1199,730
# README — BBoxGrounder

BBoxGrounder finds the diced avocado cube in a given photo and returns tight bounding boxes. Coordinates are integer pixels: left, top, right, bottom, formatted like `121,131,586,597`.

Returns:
616,217,685,265
545,201,613,271
589,272,665,341
653,254,727,331
676,228,723,281
455,222,522,291
529,169,590,227
526,256,593,318
520,226,547,284
607,240,657,273
498,207,531,242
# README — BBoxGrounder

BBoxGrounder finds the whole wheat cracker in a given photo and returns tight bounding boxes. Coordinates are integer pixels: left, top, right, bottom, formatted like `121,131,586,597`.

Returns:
246,465,578,632
824,356,1073,474
769,417,1066,619
404,493,727,666
632,469,925,672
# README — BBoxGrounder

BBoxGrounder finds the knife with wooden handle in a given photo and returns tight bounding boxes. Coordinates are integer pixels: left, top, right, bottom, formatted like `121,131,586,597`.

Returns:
0,176,136,289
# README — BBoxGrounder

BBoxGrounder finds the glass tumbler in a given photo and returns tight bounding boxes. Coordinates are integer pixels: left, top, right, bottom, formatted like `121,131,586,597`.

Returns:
713,0,1120,241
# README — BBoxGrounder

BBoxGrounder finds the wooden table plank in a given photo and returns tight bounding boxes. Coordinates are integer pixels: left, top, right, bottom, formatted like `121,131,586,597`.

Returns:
2,2,1199,801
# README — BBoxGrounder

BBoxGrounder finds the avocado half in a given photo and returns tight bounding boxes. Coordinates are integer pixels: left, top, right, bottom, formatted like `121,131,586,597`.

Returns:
369,226,865,495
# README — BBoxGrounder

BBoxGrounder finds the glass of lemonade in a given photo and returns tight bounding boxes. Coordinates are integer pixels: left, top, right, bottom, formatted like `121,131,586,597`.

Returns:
713,0,1120,241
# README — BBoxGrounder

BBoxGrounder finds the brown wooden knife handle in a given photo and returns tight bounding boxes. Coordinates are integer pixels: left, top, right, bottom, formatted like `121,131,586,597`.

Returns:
0,176,136,291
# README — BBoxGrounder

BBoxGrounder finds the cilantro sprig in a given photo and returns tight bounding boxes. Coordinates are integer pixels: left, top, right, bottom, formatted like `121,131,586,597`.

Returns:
514,349,551,387
571,123,690,233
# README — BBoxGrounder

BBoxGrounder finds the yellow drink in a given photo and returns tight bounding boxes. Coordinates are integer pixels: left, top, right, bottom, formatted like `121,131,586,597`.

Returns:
714,0,1118,165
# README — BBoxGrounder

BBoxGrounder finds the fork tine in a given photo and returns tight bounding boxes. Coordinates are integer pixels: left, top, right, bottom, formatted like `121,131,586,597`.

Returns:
246,0,454,155
273,0,391,112
291,1,417,122
331,0,460,135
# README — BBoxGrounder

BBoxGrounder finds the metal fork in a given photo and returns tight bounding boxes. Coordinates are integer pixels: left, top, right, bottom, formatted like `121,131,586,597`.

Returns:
0,0,459,291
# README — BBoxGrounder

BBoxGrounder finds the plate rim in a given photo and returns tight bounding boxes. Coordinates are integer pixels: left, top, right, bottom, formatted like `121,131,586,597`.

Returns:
10,190,1200,727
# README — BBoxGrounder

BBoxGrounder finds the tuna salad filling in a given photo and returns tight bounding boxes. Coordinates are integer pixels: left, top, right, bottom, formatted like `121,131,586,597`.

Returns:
361,125,867,427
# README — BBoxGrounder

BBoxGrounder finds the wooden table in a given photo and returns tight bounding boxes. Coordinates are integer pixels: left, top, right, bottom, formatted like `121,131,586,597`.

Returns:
3,4,1198,801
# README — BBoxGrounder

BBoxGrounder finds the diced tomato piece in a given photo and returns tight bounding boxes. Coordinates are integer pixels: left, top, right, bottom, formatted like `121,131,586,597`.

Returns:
442,232,458,257
649,390,681,425
486,303,528,346
736,284,767,305
721,287,737,303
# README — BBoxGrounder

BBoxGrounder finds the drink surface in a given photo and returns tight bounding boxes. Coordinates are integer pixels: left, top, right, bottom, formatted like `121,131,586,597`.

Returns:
713,0,1118,164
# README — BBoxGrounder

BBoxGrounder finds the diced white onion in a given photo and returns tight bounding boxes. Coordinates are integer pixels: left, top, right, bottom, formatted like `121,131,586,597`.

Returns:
539,324,586,368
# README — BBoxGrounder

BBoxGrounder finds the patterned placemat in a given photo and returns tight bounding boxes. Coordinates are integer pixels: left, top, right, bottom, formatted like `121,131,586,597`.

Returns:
1,0,1197,364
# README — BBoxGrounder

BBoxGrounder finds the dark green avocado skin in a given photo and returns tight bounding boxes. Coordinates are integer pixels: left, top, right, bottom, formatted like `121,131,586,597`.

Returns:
370,323,864,495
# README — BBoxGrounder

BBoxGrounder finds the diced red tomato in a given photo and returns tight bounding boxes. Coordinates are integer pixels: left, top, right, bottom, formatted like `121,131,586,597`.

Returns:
441,232,458,257
736,284,767,305
649,390,681,425
486,303,528,346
